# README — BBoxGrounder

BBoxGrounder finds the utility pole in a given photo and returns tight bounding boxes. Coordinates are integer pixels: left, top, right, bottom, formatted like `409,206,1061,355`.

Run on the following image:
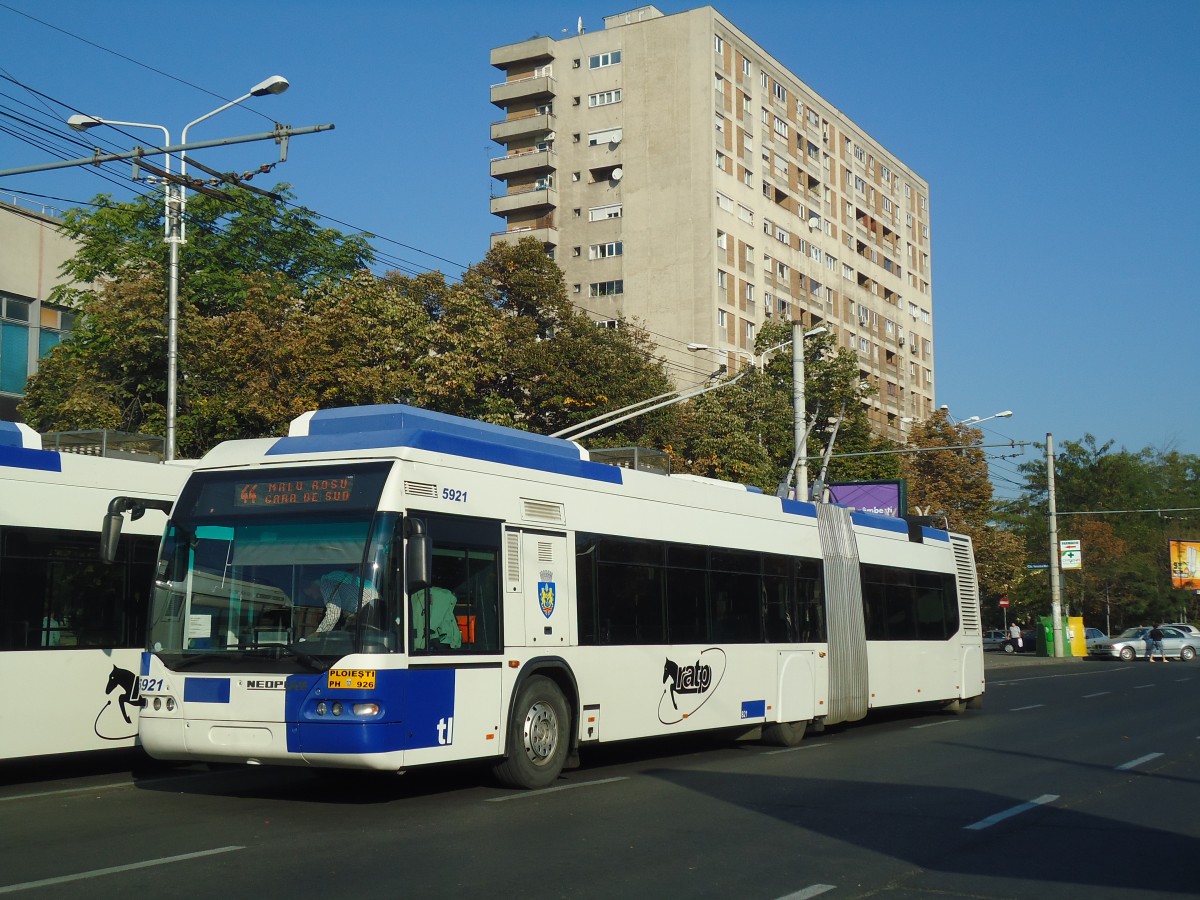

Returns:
1046,433,1065,657
793,319,808,499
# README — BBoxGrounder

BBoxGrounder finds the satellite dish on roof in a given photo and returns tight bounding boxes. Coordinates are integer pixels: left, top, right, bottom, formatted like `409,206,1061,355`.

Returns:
612,167,623,181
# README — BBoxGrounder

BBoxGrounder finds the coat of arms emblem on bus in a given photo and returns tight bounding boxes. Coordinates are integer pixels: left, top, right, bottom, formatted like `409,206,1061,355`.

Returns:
96,664,142,741
658,648,726,725
538,576,556,618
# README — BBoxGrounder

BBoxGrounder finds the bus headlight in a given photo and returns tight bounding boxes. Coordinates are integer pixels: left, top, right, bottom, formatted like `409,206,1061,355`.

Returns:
352,703,381,717
332,702,344,717
316,701,328,716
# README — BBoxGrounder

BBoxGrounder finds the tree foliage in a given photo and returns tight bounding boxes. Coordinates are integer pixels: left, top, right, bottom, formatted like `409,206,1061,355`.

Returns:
999,436,1200,631
899,410,1025,613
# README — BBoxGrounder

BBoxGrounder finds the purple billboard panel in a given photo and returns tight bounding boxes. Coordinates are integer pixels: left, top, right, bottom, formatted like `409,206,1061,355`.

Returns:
827,481,906,518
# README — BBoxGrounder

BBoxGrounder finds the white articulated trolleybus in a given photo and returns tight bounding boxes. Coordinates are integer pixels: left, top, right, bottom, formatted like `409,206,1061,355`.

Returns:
0,422,187,761
107,404,983,789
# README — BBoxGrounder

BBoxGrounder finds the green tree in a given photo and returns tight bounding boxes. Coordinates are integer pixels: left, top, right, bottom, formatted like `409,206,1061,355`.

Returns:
1000,436,1200,629
53,186,374,313
667,321,899,493
900,409,1025,614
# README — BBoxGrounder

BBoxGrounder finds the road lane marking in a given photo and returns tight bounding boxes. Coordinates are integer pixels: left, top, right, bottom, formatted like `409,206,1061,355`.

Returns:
766,742,831,755
1116,753,1163,771
776,885,836,899
1132,684,1155,690
0,781,131,803
964,794,1058,831
0,846,244,894
486,776,627,801
1009,704,1044,711
1082,691,1110,698
911,720,958,730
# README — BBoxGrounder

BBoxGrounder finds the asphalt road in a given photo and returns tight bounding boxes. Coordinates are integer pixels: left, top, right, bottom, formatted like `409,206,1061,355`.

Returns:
2,653,1196,899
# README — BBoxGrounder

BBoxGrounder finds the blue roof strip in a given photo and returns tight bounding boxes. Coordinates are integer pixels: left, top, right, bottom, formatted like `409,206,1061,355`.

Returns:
0,421,35,449
0,444,62,473
267,405,622,484
921,525,950,542
780,498,819,519
851,510,910,534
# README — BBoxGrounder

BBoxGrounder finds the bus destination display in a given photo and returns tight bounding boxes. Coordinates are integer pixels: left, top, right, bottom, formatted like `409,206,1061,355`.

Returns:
234,476,355,508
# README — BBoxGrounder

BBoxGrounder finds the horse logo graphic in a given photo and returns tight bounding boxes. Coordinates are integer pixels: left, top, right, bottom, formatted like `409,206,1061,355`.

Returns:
658,648,726,725
105,665,142,725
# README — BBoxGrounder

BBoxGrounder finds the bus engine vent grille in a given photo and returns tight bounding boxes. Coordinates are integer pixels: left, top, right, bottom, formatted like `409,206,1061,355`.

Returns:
404,481,438,498
950,533,981,634
521,498,565,524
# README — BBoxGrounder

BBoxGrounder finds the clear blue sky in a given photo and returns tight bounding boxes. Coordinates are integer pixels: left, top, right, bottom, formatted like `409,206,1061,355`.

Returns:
1,0,1196,498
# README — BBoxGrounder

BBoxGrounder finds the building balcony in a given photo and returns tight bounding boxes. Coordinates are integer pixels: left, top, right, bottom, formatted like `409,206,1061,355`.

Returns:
490,112,555,144
490,222,558,249
490,36,555,70
491,74,556,107
489,148,556,180
490,184,558,217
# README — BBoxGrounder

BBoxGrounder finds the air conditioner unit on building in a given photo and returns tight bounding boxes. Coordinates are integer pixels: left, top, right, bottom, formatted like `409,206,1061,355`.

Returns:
909,343,918,354
898,336,905,346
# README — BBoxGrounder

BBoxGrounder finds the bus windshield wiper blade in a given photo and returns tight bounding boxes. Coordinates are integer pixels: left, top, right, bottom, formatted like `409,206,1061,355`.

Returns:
285,643,332,672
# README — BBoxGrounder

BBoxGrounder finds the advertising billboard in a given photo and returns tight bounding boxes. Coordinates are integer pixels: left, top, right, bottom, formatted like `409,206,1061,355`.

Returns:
827,480,907,518
1169,539,1200,590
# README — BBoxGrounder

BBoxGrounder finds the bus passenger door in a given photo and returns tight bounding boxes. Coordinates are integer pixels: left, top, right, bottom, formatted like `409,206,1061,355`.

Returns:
505,529,571,649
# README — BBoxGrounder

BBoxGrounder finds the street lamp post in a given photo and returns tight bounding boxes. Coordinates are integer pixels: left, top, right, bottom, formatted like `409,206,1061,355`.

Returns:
67,76,289,461
961,410,1014,427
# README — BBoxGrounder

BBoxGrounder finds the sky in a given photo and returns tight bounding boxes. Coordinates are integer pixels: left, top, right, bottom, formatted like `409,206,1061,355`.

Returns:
0,0,1196,499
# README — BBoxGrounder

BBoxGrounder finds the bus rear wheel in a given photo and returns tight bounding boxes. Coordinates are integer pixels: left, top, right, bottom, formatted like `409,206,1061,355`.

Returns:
494,675,569,790
762,720,808,747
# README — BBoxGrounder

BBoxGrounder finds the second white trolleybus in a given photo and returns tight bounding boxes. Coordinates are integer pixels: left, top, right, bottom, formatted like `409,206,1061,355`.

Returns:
107,404,984,789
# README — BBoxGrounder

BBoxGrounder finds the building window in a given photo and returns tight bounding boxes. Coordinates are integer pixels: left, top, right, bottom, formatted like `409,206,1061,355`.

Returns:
745,320,755,341
714,34,724,54
590,280,624,297
760,71,769,89
589,50,622,69
717,309,727,327
737,204,753,224
717,269,728,290
590,241,623,260
745,284,754,302
716,229,728,250
597,319,620,329
773,116,788,139
588,127,623,146
588,89,622,108
741,57,751,77
588,204,623,221
773,81,786,102
716,192,733,213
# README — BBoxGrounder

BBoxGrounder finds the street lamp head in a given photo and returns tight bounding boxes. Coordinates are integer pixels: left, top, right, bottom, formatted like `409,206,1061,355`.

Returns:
686,343,709,352
996,410,1014,418
803,325,828,338
250,75,290,97
67,114,104,132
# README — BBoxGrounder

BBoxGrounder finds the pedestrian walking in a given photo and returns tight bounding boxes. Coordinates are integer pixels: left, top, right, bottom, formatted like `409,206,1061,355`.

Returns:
1147,624,1168,662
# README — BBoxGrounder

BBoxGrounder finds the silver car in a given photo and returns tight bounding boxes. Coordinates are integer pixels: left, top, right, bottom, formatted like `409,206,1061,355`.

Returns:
983,629,1007,651
1088,626,1200,661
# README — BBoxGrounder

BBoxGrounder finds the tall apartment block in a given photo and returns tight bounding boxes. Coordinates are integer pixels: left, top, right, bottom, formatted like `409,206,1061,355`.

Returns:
489,5,935,438
0,199,78,422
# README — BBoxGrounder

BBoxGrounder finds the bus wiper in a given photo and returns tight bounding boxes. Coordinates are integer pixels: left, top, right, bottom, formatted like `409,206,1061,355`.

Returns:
285,643,332,672
166,651,239,670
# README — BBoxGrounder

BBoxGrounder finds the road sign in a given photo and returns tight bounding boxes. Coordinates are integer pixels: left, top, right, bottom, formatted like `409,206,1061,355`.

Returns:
1060,539,1082,570
998,597,1010,608
1025,563,1049,570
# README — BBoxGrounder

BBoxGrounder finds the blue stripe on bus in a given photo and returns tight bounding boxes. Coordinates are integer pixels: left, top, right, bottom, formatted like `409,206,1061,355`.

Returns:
851,510,910,534
265,404,622,484
141,652,151,677
779,498,818,518
921,526,950,542
0,444,62,472
184,677,231,704
284,668,456,755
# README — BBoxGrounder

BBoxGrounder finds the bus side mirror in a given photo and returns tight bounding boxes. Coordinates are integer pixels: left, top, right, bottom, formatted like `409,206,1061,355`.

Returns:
101,512,124,564
405,518,431,591
100,496,174,565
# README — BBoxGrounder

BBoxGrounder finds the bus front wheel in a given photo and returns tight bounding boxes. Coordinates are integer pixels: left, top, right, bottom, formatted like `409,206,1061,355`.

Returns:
762,720,808,747
494,675,569,790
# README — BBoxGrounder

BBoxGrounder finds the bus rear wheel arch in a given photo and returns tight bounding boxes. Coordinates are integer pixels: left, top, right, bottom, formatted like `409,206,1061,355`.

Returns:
493,675,570,789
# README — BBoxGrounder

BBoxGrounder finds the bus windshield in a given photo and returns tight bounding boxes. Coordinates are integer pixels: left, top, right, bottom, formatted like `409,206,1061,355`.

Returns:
148,463,397,670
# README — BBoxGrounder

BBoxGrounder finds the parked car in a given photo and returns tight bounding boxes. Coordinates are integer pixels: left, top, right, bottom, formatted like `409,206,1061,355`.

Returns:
1088,626,1200,661
1002,628,1037,654
983,630,1007,651
1084,627,1108,650
1165,623,1200,638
